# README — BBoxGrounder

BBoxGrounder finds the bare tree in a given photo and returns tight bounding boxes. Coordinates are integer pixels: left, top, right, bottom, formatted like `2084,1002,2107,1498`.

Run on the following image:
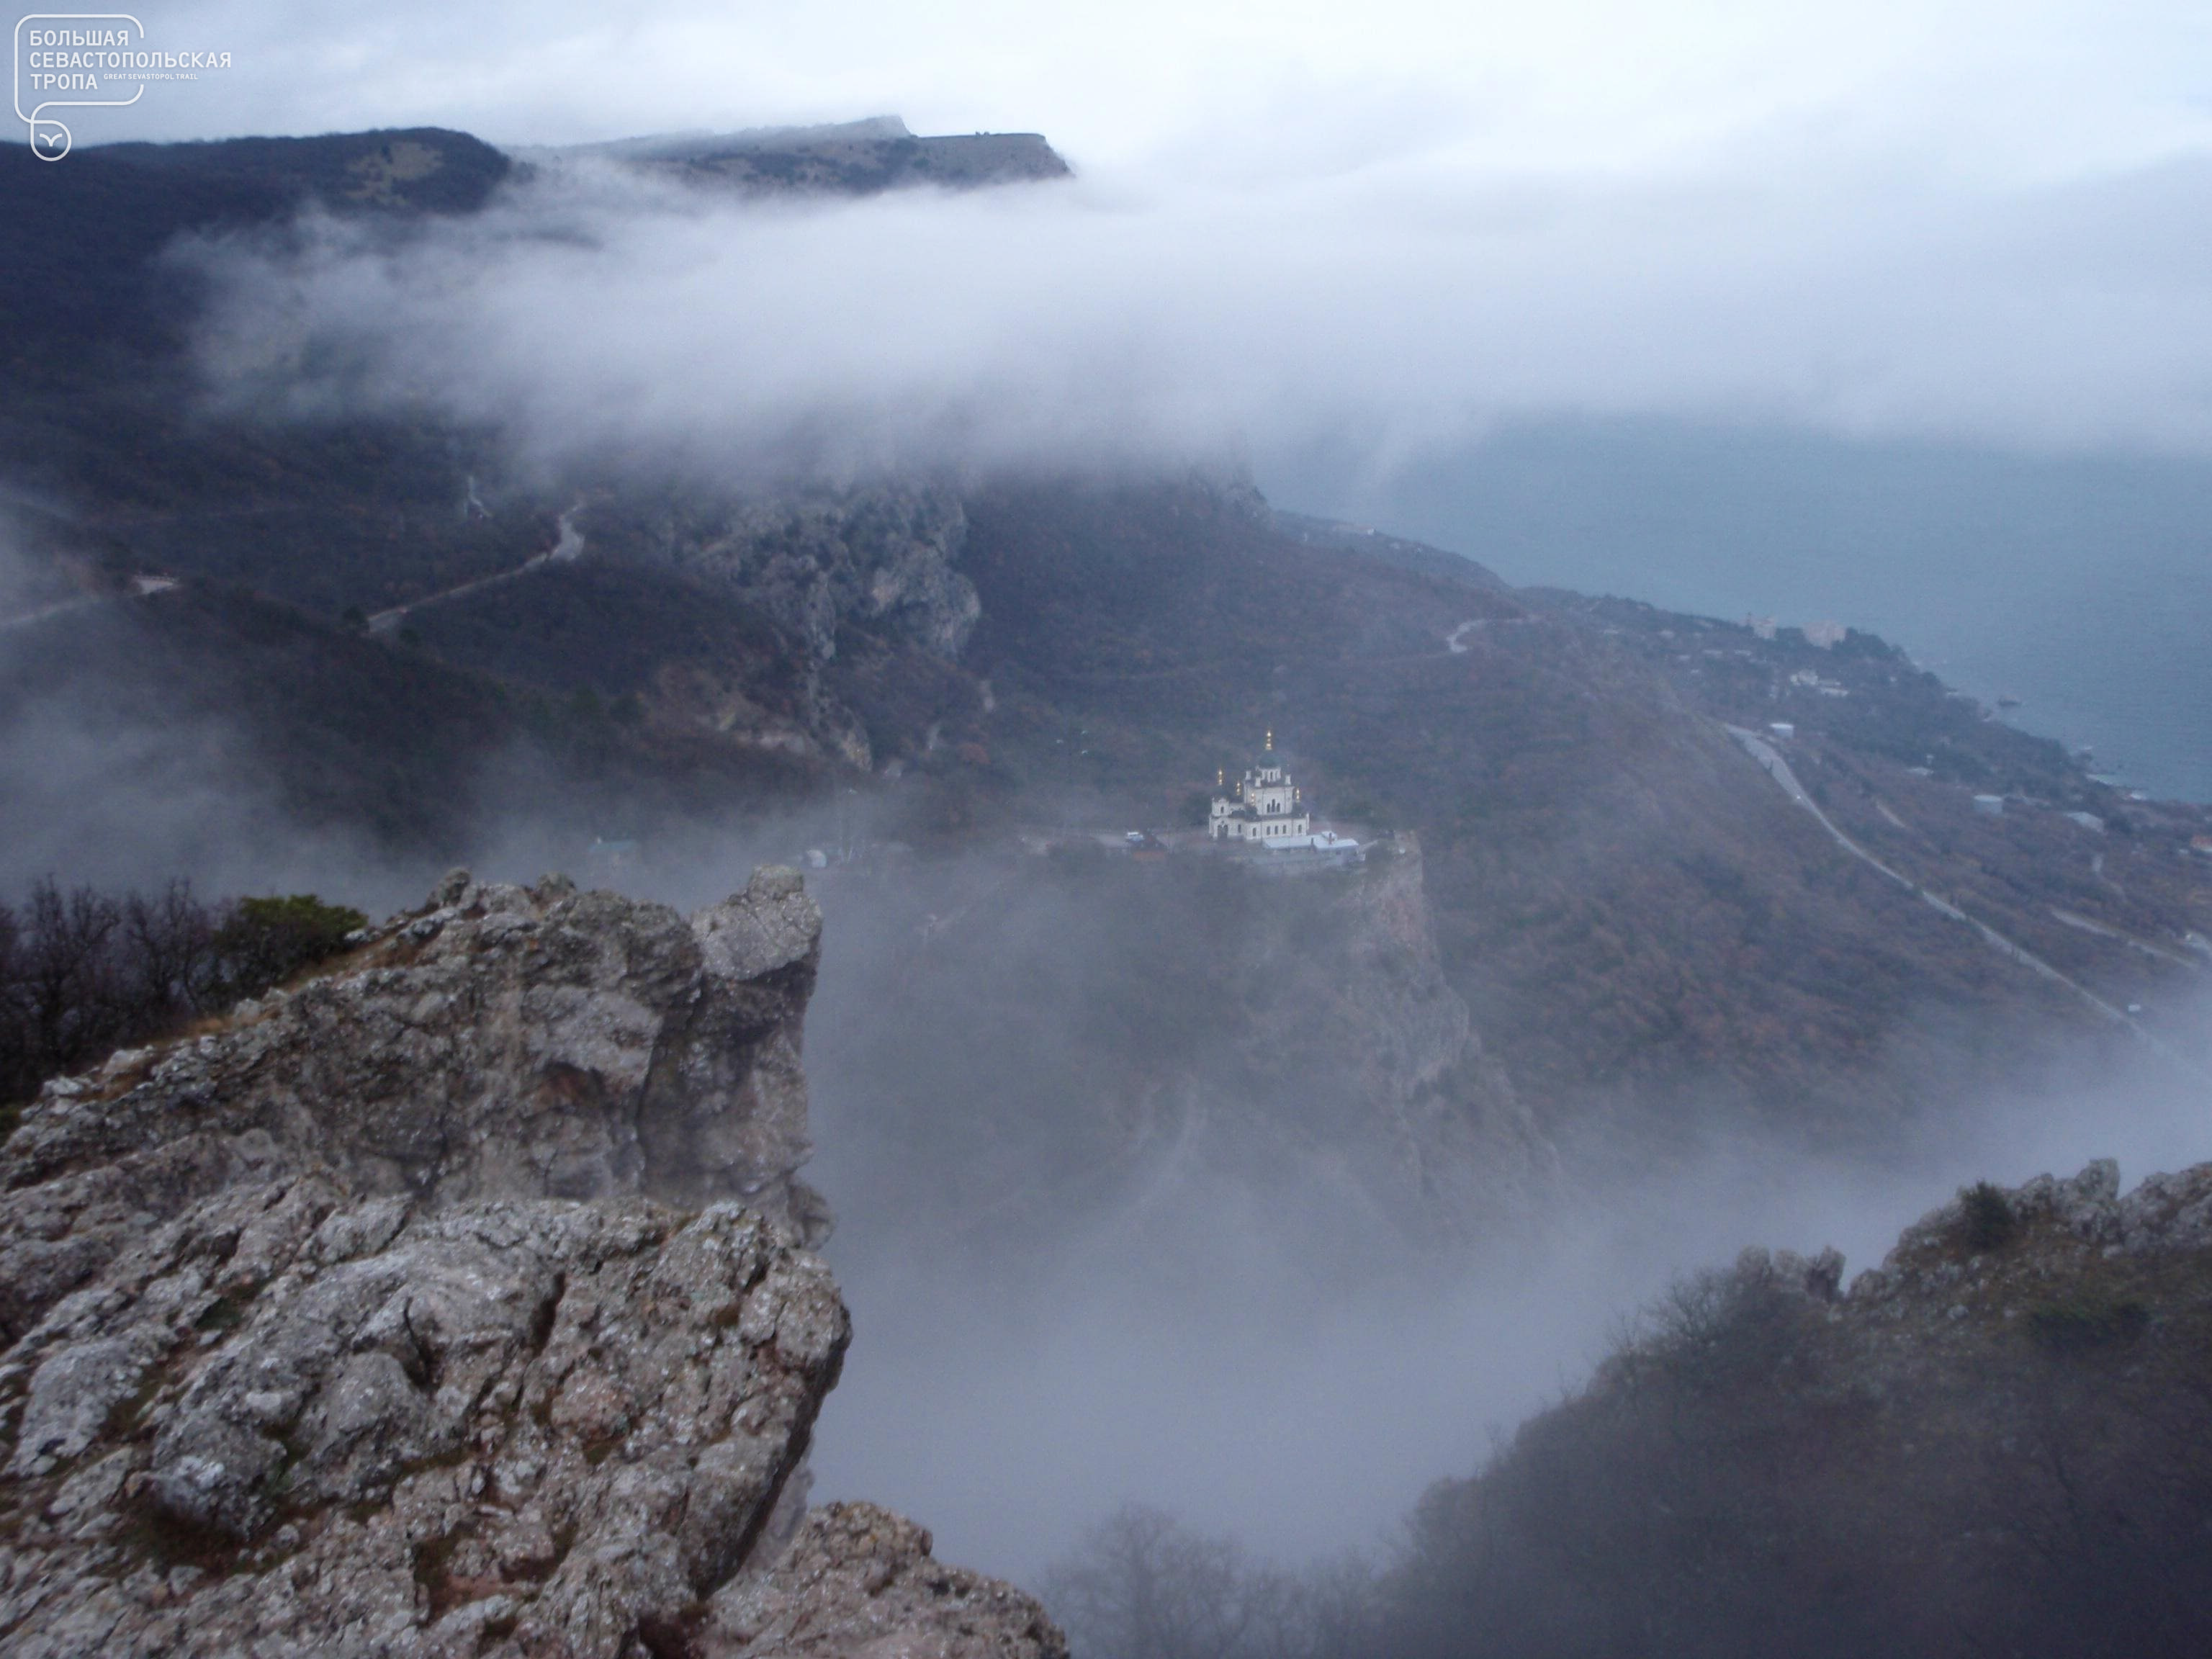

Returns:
0,878,364,1109
123,880,217,1017
1044,1505,1370,1659
0,899,26,1102
17,881,123,1079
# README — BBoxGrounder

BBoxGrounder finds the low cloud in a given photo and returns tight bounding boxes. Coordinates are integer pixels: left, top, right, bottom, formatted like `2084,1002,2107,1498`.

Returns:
184,146,2212,495
801,973,2212,1584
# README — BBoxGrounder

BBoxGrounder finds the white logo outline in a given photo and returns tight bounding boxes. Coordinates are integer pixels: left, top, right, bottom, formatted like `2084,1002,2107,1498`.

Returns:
14,13,145,160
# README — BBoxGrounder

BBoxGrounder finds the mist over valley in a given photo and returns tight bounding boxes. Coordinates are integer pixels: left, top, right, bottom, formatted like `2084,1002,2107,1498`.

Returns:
2,25,2211,1653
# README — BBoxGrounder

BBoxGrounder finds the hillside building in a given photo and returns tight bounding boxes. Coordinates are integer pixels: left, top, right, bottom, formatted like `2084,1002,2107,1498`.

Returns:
1208,733,1313,842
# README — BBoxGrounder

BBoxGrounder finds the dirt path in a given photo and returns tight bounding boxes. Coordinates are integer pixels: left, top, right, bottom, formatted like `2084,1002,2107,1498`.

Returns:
0,595,104,633
2049,907,2206,973
368,504,586,635
0,576,178,634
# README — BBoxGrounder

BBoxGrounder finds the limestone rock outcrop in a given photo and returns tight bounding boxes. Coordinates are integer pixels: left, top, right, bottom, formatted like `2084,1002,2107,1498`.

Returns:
626,487,978,665
0,867,827,1349
1197,837,1552,1238
0,1185,844,1658
1847,1156,2212,1309
0,868,1064,1658
706,1503,1068,1658
1316,837,1553,1230
590,483,979,770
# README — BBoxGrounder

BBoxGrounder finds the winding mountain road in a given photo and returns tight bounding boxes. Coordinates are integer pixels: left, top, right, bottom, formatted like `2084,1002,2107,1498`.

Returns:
368,504,586,635
1724,724,2203,1076
0,576,179,634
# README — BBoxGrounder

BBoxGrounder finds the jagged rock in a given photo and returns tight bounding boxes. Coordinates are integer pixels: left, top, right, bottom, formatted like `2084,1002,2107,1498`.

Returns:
1876,1158,2134,1279
2116,1164,2212,1251
1328,838,1552,1226
1771,1246,1846,1302
706,1502,1068,1658
0,868,1058,1658
588,483,980,769
0,867,828,1345
0,1184,846,1658
1213,836,1552,1236
1853,1158,2212,1300
2049,1158,2123,1242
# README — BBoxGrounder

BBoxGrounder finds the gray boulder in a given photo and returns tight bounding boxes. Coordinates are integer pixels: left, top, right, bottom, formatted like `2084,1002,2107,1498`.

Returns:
0,1182,845,1658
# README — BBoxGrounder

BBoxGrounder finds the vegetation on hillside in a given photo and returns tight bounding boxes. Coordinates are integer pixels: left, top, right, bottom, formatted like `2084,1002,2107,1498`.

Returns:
0,581,830,859
0,880,365,1109
1046,1172,2212,1659
1045,1506,1370,1659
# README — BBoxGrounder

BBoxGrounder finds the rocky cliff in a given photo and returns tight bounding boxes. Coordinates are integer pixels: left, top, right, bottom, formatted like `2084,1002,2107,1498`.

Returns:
1158,837,1553,1239
807,836,1551,1271
1260,837,1552,1233
606,487,978,668
572,484,980,771
0,869,1063,1658
534,120,1072,197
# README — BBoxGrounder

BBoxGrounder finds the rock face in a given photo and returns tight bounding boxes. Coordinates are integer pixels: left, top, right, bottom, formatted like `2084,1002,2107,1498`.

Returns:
548,118,1073,199
1848,1156,2212,1306
0,868,830,1348
1192,837,1552,1238
0,869,1064,1658
0,1186,844,1658
808,837,1549,1268
706,1503,1069,1658
628,487,979,667
1308,837,1552,1230
590,483,979,770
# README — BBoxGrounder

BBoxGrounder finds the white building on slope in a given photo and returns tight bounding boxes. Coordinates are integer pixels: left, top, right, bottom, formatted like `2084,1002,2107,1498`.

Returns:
1208,732,1313,842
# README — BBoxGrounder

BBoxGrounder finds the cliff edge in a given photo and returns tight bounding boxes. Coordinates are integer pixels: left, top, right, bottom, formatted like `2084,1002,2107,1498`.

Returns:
0,868,1064,1658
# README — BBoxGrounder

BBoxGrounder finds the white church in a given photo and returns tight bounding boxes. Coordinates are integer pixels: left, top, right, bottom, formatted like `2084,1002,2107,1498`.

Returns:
1208,733,1341,847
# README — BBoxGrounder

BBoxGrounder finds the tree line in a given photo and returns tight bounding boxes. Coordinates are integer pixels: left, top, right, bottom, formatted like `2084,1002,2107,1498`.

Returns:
0,880,366,1107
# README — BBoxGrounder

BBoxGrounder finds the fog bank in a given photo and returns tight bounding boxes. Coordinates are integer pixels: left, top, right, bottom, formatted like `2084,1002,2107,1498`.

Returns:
804,976,2212,1583
189,149,2212,492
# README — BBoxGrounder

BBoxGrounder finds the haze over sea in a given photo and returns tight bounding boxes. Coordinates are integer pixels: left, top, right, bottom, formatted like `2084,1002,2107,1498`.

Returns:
1272,417,2212,804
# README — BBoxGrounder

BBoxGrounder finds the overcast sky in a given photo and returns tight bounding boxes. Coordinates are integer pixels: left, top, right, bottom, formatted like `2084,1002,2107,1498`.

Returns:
60,1,2210,179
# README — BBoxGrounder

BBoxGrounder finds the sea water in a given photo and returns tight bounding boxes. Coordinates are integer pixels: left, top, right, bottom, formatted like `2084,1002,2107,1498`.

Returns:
1267,417,2212,804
